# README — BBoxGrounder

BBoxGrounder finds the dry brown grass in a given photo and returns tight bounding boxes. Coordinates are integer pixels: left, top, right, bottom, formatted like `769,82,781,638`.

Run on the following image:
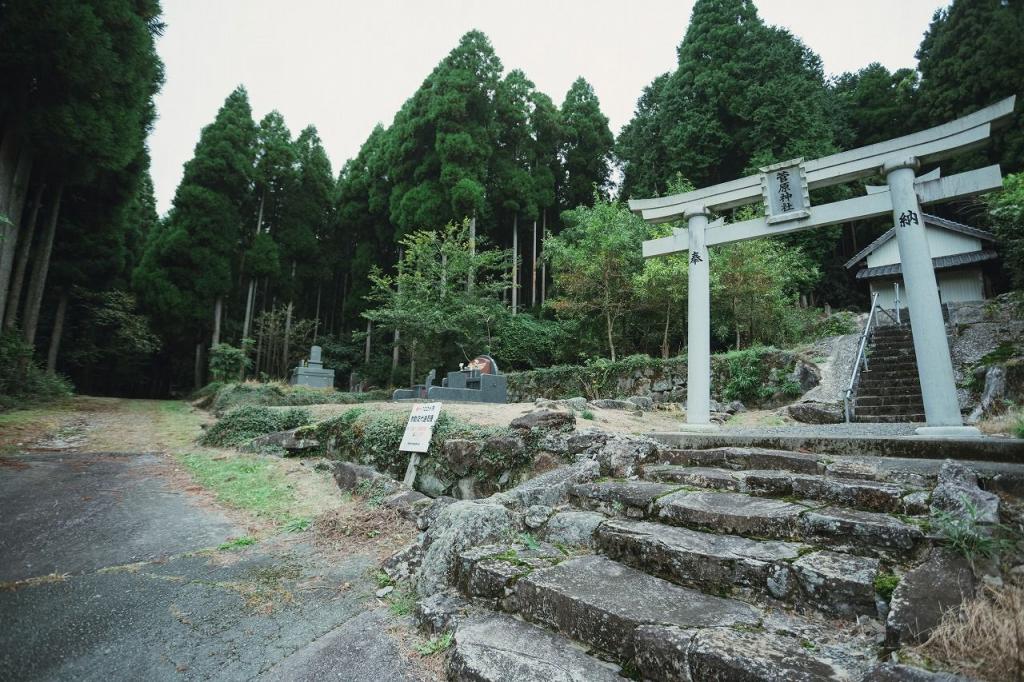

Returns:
916,583,1024,681
978,405,1024,438
313,502,417,561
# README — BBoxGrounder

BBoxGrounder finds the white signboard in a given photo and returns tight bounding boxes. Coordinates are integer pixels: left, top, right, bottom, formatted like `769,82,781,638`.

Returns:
760,158,810,224
399,402,442,453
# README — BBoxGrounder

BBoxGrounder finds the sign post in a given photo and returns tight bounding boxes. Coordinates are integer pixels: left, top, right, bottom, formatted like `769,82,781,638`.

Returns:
632,96,1015,436
400,402,442,487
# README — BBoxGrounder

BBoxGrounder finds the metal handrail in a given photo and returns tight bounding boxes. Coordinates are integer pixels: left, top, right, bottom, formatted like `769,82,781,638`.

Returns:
844,292,901,422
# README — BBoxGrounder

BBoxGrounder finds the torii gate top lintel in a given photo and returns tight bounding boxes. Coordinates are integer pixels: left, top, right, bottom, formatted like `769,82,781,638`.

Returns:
628,95,1015,226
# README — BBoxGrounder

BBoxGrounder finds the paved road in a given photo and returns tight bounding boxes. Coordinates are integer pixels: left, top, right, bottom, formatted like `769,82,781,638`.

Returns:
0,450,422,681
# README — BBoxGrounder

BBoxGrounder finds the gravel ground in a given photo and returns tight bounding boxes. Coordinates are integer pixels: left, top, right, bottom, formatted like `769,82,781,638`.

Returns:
717,422,921,438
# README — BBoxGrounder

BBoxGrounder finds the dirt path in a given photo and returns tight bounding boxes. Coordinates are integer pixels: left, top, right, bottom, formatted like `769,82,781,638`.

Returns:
0,398,440,681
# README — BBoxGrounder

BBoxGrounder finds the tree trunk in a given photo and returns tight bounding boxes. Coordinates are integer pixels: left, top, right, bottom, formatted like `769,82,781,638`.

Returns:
282,300,293,376
467,214,475,291
313,284,321,343
541,209,547,305
662,301,671,359
4,180,44,329
409,340,416,387
212,296,222,347
364,320,372,364
512,215,518,315
194,343,203,390
531,219,537,307
46,290,67,375
255,322,264,376
241,278,255,340
22,183,63,346
605,309,616,362
0,149,32,324
392,328,400,373
0,126,20,222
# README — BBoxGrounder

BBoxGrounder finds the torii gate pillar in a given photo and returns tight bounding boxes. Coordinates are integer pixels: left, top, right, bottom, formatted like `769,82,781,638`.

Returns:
684,209,715,430
884,158,979,436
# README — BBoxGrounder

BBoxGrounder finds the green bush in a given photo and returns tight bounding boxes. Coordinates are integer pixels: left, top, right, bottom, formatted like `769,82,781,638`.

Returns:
208,343,251,382
199,405,312,447
0,332,74,410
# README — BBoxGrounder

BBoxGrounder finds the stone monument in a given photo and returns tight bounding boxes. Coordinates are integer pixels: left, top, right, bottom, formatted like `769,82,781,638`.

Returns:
289,345,335,388
631,96,1016,437
426,355,507,404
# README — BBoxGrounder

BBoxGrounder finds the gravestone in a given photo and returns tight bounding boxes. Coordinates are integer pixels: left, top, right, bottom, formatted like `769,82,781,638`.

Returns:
393,369,437,400
631,96,1016,436
427,355,507,404
289,345,335,388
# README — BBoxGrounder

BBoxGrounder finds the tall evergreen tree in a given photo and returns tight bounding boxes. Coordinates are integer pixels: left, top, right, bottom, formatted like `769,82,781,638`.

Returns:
134,86,256,384
829,63,919,150
388,30,502,237
624,0,835,191
617,72,672,200
0,0,163,334
916,0,1024,173
560,78,614,210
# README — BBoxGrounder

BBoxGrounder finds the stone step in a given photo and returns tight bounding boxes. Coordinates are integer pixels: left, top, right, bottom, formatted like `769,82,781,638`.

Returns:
447,613,625,681
508,555,761,662
643,465,920,513
635,624,873,681
595,519,885,620
867,358,917,368
655,447,825,475
569,481,680,518
858,377,922,390
654,490,925,554
854,413,926,423
855,406,925,417
855,394,925,407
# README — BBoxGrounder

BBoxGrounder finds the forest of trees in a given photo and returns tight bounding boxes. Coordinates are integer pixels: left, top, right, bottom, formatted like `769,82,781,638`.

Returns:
0,0,1022,403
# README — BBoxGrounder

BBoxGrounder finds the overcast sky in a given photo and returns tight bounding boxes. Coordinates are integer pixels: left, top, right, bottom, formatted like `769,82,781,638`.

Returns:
149,0,948,215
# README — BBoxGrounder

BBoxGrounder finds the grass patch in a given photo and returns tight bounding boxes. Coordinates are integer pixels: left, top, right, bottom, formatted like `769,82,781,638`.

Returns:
414,631,454,656
0,572,69,592
180,452,296,522
218,536,257,550
874,572,900,602
386,584,417,616
282,516,311,533
580,409,595,420
932,497,1014,568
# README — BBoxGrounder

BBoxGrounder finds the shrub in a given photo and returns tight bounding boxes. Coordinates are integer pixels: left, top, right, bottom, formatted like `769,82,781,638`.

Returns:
199,405,312,447
208,343,251,382
0,332,74,410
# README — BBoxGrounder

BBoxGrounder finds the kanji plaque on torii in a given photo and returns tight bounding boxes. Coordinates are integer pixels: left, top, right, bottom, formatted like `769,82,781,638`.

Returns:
630,96,1016,436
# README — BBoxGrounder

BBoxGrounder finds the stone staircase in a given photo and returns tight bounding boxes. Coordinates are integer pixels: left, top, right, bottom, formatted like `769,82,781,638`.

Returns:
435,444,941,681
853,324,926,423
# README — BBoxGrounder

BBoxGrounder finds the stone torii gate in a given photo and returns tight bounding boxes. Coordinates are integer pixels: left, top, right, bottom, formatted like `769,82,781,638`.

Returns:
630,96,1016,437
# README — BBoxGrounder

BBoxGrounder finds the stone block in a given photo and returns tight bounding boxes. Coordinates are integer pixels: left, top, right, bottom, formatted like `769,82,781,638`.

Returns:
447,613,622,682
656,491,806,538
886,548,976,647
791,550,881,619
538,510,606,548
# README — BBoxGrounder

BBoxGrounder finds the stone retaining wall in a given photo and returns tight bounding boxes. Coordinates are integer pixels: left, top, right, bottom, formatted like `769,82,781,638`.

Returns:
506,348,819,408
